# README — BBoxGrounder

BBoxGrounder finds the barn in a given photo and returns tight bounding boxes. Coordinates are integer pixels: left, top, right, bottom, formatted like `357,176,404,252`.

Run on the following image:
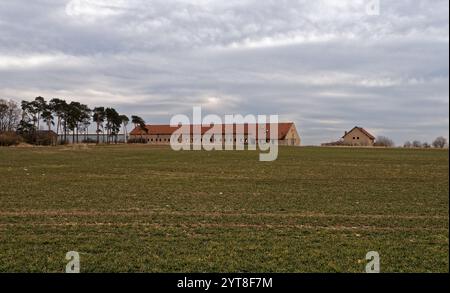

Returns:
129,122,301,146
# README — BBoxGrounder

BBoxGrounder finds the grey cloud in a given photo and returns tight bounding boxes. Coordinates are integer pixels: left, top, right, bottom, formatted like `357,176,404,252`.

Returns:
0,0,448,145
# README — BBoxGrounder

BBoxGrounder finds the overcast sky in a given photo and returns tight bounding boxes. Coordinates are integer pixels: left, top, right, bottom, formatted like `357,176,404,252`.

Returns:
0,0,448,145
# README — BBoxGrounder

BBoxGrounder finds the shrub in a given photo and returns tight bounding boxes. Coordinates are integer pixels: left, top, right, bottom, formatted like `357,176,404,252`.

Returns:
412,140,422,148
432,136,448,149
0,132,22,146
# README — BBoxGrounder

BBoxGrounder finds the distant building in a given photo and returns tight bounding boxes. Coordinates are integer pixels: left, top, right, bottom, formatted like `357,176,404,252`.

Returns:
129,123,301,146
36,130,58,145
58,134,128,144
342,126,375,146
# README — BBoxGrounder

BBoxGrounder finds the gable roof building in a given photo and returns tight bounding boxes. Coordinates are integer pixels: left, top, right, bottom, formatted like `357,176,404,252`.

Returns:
342,126,375,146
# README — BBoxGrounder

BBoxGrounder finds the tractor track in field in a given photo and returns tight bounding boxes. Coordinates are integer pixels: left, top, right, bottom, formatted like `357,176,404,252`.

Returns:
0,221,447,232
0,209,447,220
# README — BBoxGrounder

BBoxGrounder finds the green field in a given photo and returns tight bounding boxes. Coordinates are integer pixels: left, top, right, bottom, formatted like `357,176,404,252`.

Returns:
0,145,448,272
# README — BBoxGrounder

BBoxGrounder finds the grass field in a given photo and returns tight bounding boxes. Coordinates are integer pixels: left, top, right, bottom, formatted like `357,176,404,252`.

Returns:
0,145,448,272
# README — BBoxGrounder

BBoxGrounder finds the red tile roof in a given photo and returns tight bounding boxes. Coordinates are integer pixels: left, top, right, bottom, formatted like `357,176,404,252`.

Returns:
130,123,295,140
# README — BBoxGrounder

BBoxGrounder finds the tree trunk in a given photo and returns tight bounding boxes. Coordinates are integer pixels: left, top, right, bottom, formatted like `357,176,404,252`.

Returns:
96,122,99,144
56,117,60,144
48,122,52,146
63,121,67,143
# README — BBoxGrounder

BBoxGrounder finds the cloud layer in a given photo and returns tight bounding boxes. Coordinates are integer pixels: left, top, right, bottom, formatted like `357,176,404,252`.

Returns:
0,0,448,145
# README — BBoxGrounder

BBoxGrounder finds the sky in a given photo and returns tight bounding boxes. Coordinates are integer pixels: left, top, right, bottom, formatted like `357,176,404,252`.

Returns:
0,0,448,145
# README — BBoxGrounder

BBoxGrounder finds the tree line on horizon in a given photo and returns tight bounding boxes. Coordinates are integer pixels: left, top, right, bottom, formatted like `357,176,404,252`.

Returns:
374,136,448,149
1,97,449,148
0,97,148,146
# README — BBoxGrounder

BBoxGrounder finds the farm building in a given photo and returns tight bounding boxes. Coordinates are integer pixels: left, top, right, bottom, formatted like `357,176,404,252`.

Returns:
58,133,128,144
342,126,375,146
129,122,301,146
35,130,58,145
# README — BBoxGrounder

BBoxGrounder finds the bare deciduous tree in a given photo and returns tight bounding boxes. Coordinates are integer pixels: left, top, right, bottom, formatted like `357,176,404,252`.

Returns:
432,136,448,149
0,99,21,132
374,136,395,147
422,142,431,148
412,140,422,148
403,141,412,148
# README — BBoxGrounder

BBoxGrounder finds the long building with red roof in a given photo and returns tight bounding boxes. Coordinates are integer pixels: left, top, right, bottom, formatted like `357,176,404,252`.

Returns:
129,122,301,146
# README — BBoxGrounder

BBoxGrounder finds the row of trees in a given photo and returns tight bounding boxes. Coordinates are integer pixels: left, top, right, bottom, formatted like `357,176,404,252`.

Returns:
371,136,448,148
404,137,448,149
374,136,448,148
0,97,147,145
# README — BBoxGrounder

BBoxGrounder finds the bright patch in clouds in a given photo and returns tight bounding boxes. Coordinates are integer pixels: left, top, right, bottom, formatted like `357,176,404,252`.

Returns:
65,0,128,17
0,54,88,70
228,33,345,49
207,97,219,105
